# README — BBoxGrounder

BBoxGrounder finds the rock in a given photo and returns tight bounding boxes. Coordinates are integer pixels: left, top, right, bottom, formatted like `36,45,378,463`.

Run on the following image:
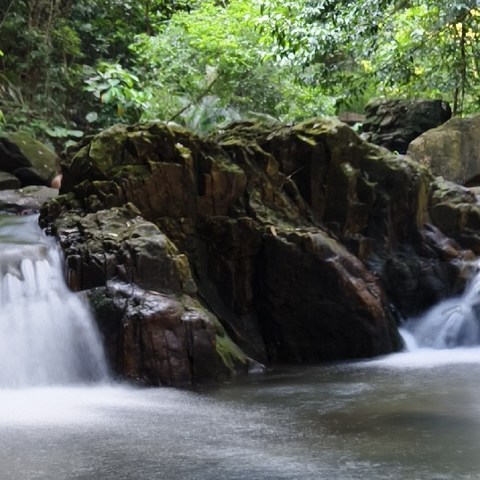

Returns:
4,132,59,182
0,172,21,190
49,205,248,385
370,244,464,317
251,118,432,245
89,281,246,386
428,176,480,253
44,117,480,383
216,119,454,321
408,115,480,185
60,122,247,219
256,228,400,361
50,206,197,293
362,98,451,154
0,186,58,214
0,134,58,187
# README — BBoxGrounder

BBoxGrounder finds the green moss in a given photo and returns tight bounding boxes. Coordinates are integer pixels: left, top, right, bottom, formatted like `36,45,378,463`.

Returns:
215,333,247,372
5,131,58,179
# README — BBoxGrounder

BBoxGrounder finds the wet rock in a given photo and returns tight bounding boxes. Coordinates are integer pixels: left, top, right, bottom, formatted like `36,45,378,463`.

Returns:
0,186,58,214
428,176,480,253
89,281,246,386
60,122,246,220
0,172,21,190
247,117,432,245
257,228,400,361
51,206,196,293
51,205,248,385
362,98,451,154
41,118,467,383
4,132,59,182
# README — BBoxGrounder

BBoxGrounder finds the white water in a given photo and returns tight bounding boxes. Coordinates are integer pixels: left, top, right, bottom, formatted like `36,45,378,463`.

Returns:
0,214,109,388
403,262,480,350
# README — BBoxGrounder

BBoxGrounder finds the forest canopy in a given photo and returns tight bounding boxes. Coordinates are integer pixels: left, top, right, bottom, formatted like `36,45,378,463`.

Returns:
0,0,479,146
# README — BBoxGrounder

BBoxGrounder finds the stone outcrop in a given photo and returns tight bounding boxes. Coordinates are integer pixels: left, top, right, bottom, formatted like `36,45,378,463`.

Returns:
39,117,476,385
362,98,451,154
408,115,480,185
0,171,21,190
50,205,248,385
428,176,480,254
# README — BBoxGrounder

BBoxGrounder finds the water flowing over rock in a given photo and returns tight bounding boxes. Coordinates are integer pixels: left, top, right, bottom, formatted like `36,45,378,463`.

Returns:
405,262,480,348
0,215,109,387
48,206,246,385
39,117,479,385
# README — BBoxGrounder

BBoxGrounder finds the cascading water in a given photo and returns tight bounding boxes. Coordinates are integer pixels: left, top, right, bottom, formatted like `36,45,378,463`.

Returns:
402,262,480,349
0,214,109,388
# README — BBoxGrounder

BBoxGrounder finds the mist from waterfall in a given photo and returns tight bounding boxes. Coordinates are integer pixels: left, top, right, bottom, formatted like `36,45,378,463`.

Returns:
0,214,109,388
402,262,480,350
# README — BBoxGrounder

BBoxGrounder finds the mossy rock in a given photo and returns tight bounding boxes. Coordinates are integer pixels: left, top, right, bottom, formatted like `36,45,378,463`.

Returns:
4,132,58,180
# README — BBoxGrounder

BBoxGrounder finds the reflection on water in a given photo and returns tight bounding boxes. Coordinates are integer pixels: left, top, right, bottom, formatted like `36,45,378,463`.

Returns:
1,350,480,480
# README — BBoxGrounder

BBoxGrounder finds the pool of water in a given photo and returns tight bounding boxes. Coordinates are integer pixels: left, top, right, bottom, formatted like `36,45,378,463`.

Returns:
1,348,480,480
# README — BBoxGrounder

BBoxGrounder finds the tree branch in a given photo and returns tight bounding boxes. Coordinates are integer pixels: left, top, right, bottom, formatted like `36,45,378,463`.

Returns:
168,76,219,123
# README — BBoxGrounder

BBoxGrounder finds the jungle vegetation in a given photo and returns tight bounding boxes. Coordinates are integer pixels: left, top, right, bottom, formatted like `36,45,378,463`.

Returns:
0,0,479,146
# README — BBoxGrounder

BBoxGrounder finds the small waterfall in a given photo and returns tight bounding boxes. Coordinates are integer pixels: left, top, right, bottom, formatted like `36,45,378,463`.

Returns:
404,263,480,349
0,214,109,388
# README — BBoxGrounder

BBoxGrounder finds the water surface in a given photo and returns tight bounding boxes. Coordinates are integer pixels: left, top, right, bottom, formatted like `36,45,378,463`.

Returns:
1,349,480,480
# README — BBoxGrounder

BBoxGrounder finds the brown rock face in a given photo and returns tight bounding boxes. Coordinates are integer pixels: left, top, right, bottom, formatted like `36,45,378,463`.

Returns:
408,115,480,185
257,230,399,361
42,118,466,385
89,281,236,386
429,176,480,254
50,206,247,385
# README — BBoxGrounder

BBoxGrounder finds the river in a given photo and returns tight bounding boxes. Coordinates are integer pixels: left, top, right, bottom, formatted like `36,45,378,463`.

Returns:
1,214,480,479
1,350,480,480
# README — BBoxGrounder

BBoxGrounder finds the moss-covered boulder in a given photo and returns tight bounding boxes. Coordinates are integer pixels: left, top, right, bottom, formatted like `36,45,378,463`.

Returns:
4,132,59,181
41,118,472,384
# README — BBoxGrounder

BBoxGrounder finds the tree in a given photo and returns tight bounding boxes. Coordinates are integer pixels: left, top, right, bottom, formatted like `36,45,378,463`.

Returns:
0,0,195,142
128,0,336,131
258,0,480,114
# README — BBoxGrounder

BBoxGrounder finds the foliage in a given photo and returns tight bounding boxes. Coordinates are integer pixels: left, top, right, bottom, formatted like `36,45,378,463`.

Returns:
70,0,196,64
179,96,242,136
258,0,480,114
84,62,148,124
1,0,480,146
0,0,195,142
373,2,480,114
129,0,335,130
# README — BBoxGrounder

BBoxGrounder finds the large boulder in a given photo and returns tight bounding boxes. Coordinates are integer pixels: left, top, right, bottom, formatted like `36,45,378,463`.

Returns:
408,115,480,185
362,98,451,154
41,117,477,384
48,205,248,385
40,120,409,383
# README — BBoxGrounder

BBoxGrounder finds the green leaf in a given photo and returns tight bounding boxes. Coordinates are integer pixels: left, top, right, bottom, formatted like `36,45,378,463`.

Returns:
86,111,99,123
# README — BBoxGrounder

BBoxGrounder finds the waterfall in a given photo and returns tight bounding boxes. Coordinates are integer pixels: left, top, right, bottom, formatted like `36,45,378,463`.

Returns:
403,263,480,349
0,214,109,388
